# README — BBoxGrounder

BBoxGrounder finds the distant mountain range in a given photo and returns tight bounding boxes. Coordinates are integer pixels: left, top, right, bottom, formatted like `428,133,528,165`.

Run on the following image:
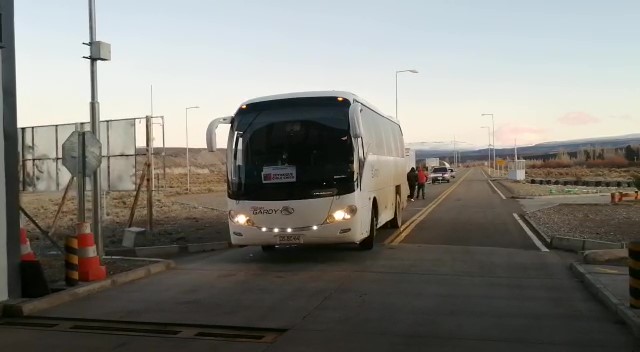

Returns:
414,133,640,161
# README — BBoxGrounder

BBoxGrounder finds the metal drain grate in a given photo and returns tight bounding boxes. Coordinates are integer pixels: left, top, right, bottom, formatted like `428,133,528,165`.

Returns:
0,317,285,343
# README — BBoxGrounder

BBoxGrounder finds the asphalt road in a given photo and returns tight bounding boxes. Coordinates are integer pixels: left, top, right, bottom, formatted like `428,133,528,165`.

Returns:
1,168,634,351
402,168,538,249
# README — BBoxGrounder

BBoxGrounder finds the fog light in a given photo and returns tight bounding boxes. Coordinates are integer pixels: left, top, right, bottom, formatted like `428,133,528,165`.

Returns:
312,226,318,230
261,227,267,232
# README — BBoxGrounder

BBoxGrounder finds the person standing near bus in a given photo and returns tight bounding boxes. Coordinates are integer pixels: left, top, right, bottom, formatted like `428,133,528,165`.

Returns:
417,167,427,200
407,167,418,201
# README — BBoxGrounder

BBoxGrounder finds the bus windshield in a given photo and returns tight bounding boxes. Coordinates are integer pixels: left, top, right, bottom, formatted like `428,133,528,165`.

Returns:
227,97,356,201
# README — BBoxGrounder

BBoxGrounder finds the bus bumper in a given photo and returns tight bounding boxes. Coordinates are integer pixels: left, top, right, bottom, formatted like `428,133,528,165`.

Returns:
228,219,364,246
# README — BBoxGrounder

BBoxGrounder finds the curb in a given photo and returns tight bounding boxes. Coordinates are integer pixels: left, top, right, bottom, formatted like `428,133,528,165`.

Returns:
105,241,230,258
570,262,640,337
494,180,516,199
521,214,552,245
521,215,624,252
2,259,175,317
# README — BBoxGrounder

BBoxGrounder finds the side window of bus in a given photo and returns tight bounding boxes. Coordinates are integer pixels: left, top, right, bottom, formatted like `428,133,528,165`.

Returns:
395,125,404,157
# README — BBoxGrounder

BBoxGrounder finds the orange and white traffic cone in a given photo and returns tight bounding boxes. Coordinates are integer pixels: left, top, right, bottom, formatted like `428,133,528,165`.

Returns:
76,222,106,282
20,227,37,262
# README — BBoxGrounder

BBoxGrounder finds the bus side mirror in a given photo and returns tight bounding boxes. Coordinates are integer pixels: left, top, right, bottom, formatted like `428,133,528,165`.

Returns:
206,116,233,152
349,103,363,139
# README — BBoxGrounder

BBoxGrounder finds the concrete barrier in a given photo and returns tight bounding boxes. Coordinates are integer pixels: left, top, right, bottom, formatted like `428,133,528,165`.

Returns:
583,249,627,266
583,239,625,251
551,236,585,251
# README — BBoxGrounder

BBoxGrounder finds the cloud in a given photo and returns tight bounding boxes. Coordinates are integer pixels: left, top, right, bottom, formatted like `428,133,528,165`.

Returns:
610,114,634,121
558,112,600,126
494,123,548,146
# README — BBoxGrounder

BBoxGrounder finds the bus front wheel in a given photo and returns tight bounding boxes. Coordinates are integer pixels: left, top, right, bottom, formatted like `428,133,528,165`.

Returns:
359,209,377,250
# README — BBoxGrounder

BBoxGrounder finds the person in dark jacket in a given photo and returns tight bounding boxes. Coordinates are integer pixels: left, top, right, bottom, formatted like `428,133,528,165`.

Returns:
406,167,418,201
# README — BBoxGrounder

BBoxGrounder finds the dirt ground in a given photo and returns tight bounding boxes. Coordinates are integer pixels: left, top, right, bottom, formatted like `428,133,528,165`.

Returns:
21,171,229,250
528,203,640,244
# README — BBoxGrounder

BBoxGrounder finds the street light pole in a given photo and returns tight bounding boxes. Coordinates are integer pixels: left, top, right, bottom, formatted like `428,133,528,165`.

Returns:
84,0,111,257
453,136,456,167
185,106,199,192
482,114,495,173
395,69,418,120
481,126,491,171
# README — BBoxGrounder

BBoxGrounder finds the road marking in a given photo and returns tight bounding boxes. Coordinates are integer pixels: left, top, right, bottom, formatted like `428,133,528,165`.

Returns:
385,171,472,245
488,179,506,200
512,213,549,252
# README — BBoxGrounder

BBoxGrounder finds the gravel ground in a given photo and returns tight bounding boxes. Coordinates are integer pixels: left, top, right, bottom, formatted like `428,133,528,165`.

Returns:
499,180,635,197
21,187,229,250
528,203,640,243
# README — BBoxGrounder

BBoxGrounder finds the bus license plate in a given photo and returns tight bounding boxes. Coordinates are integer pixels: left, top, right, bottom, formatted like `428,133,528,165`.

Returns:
277,234,303,244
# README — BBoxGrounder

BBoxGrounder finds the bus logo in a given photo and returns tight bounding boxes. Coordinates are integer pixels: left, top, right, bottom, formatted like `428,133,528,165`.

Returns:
250,206,295,215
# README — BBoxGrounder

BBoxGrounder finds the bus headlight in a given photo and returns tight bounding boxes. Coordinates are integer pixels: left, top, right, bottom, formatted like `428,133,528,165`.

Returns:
326,205,357,223
229,211,254,226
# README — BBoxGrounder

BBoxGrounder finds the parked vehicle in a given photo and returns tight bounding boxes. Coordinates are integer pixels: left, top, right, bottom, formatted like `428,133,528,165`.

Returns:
431,166,451,183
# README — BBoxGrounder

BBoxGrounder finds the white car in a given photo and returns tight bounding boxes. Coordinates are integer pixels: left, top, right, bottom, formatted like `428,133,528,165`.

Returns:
431,167,451,183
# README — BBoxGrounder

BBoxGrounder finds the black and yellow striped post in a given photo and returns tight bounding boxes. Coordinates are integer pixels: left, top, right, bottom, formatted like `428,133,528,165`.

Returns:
629,241,640,308
65,235,79,287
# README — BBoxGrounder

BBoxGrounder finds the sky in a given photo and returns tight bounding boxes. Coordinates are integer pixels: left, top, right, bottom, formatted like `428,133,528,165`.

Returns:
14,0,640,150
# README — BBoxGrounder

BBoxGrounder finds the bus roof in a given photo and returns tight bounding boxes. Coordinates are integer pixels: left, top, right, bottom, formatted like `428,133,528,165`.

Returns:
240,91,397,124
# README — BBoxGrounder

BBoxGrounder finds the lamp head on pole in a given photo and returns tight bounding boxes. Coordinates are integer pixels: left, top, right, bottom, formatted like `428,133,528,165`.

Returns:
396,69,419,74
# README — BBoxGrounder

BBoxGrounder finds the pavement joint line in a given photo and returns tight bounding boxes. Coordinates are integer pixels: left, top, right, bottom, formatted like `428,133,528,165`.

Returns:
512,213,549,252
388,170,472,245
488,179,507,200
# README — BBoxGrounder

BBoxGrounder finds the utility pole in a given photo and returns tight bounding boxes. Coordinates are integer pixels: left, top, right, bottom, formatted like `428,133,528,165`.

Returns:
84,0,111,256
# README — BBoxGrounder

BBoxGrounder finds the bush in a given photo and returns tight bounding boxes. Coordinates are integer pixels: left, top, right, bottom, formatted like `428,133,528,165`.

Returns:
585,156,629,168
541,160,572,168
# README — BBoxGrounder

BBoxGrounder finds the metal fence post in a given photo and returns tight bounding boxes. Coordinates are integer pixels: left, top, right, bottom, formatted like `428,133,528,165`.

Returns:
146,116,154,231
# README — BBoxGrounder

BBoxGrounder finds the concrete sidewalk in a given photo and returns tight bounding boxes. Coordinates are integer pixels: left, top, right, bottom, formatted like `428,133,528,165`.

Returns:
518,194,611,212
571,263,640,336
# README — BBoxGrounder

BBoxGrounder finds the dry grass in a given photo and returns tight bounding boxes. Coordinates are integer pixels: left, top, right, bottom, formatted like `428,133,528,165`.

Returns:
525,167,640,181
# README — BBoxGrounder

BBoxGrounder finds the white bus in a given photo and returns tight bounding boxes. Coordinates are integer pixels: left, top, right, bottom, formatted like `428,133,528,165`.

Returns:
206,91,408,251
